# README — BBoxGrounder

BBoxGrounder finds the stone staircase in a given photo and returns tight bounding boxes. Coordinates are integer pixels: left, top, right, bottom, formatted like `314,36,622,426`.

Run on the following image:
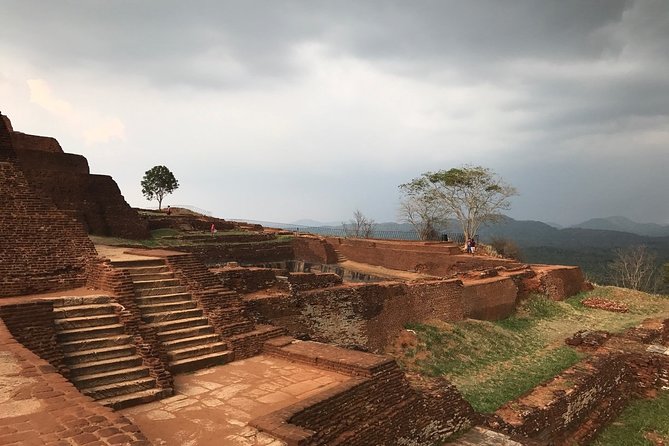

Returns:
118,259,234,374
333,249,348,263
52,296,169,409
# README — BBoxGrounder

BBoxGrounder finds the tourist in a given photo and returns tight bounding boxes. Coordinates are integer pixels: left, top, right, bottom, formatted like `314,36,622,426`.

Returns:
210,223,216,237
166,205,171,216
465,238,471,253
470,238,476,255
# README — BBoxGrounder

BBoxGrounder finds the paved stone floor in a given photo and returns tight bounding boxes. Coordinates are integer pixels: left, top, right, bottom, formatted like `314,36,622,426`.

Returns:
121,355,351,446
0,323,149,446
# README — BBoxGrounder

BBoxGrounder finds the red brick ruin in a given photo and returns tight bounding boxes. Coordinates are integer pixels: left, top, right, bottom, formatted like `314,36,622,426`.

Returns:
0,112,667,445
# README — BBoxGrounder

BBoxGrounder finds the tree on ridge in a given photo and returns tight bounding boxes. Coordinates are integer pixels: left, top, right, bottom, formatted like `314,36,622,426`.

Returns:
399,165,517,241
141,165,179,210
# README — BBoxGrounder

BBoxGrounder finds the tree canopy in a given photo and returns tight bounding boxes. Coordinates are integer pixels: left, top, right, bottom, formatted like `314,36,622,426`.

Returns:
141,165,179,210
399,165,517,240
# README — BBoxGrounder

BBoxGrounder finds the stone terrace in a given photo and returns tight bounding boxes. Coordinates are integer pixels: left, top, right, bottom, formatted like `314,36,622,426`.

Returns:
121,355,350,446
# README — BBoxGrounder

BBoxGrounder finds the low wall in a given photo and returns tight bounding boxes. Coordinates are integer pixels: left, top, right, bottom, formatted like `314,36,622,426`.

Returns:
462,277,519,320
489,320,669,446
245,280,465,352
490,353,635,445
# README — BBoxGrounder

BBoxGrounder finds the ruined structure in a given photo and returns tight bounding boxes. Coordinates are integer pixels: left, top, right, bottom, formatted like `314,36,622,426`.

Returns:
4,114,149,239
1,113,666,445
0,113,97,297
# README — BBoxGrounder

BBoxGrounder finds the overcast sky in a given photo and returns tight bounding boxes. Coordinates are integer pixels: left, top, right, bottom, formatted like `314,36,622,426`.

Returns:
1,0,668,225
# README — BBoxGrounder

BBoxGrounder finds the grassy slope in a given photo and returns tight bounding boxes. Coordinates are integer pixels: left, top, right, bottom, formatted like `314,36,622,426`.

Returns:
593,391,669,446
398,287,669,413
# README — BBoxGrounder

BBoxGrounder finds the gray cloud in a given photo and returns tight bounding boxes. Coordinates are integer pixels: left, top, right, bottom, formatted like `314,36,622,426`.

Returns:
1,0,668,224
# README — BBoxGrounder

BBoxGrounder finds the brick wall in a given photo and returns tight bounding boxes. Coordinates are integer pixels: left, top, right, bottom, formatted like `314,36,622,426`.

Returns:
287,272,342,292
87,259,173,389
14,146,149,239
10,131,63,153
537,266,588,300
245,280,465,352
164,254,254,332
327,237,518,275
0,115,97,297
214,267,279,293
0,301,67,375
176,241,294,265
254,337,478,445
462,277,519,320
489,352,637,445
292,236,339,264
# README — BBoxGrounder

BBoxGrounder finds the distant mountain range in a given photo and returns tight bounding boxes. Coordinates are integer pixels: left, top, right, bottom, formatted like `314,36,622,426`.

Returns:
278,215,668,286
571,216,669,237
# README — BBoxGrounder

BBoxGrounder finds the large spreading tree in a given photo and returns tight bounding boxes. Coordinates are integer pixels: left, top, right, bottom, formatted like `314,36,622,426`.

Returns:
399,165,517,241
141,165,179,210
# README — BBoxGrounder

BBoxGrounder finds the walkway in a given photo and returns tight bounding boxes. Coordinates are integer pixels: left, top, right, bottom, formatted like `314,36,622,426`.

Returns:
121,355,351,446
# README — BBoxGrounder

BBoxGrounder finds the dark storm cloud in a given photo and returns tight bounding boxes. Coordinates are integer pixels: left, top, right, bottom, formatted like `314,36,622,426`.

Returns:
0,0,636,87
1,0,668,224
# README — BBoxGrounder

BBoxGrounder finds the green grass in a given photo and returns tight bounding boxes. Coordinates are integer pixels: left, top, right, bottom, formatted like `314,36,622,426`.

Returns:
593,391,669,446
400,290,669,413
463,347,582,413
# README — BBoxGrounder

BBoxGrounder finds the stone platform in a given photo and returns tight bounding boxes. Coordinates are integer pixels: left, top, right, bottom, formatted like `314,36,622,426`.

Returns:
121,355,350,446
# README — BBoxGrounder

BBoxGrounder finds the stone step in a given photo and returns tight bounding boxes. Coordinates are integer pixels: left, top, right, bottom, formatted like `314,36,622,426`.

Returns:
81,376,157,401
64,344,136,365
167,341,229,361
220,320,255,337
98,387,171,411
53,303,117,318
133,278,181,290
69,355,143,377
138,300,196,314
126,266,171,276
57,324,125,342
170,350,234,374
157,325,215,342
51,296,112,308
129,272,175,282
60,335,133,353
149,317,210,333
112,259,166,268
136,285,188,297
162,334,222,351
136,292,193,306
72,366,150,389
142,308,204,324
55,314,120,330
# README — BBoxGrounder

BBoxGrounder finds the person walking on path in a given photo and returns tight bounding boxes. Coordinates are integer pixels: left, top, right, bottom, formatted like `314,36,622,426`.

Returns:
210,223,216,237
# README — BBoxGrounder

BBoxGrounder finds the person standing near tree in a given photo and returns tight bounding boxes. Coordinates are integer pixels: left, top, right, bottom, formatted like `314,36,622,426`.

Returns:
470,238,476,255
